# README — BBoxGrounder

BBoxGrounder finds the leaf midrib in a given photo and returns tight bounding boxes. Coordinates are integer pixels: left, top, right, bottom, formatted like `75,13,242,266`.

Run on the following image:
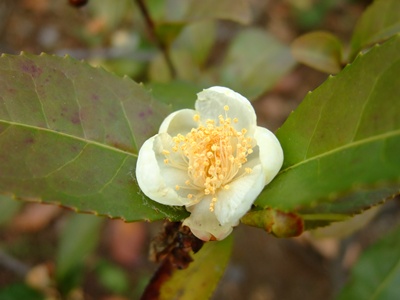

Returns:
279,128,400,175
0,119,138,158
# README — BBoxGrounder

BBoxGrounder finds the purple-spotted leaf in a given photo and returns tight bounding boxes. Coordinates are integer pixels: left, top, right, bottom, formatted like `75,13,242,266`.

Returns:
291,31,343,74
349,0,400,61
159,235,233,300
0,53,188,222
255,35,400,221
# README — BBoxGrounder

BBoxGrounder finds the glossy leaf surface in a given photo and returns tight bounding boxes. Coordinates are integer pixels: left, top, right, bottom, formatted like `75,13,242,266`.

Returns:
256,35,400,215
0,53,188,222
350,0,400,60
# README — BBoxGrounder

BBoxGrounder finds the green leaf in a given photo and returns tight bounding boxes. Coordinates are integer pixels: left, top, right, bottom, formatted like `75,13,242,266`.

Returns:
311,206,380,239
255,35,400,216
0,53,188,222
173,20,216,66
150,0,248,45
56,213,103,291
88,0,133,32
148,0,252,25
219,29,295,100
149,21,216,82
0,283,44,300
0,195,22,226
337,225,400,300
291,31,343,74
159,235,233,300
99,57,145,79
350,0,400,60
95,260,130,294
148,49,200,82
147,80,202,110
183,0,252,24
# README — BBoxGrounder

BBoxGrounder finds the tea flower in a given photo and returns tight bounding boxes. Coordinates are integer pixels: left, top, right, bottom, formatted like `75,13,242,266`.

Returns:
136,87,283,241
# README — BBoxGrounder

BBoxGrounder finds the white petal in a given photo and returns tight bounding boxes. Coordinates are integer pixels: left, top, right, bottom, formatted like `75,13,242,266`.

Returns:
195,86,257,135
214,164,265,225
254,126,284,184
153,133,199,204
159,109,198,136
136,136,192,206
183,197,236,241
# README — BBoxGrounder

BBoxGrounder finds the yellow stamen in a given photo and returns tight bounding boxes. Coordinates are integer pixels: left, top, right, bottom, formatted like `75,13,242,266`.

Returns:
163,108,254,212
210,197,218,211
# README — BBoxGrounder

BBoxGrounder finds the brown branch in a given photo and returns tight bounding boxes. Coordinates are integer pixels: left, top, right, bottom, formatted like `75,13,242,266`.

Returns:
141,222,204,299
134,0,177,78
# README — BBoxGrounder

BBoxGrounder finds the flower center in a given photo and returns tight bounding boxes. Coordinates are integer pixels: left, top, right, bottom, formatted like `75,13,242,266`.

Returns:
163,105,254,211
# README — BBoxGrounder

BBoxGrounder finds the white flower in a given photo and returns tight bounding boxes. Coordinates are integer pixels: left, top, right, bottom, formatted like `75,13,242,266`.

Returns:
136,86,283,241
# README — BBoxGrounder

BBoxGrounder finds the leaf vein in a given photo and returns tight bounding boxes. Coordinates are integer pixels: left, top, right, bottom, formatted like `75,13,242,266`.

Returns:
120,101,137,150
68,77,88,139
29,63,50,128
44,143,89,178
352,73,379,140
281,128,400,174
0,120,138,157
304,93,325,159
0,123,12,137
98,155,129,193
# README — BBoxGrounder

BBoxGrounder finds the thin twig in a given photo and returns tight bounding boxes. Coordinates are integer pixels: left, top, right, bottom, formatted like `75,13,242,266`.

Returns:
134,0,177,78
0,249,29,277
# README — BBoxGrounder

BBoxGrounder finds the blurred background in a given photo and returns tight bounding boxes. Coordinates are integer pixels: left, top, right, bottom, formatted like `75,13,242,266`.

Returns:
1,0,399,299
